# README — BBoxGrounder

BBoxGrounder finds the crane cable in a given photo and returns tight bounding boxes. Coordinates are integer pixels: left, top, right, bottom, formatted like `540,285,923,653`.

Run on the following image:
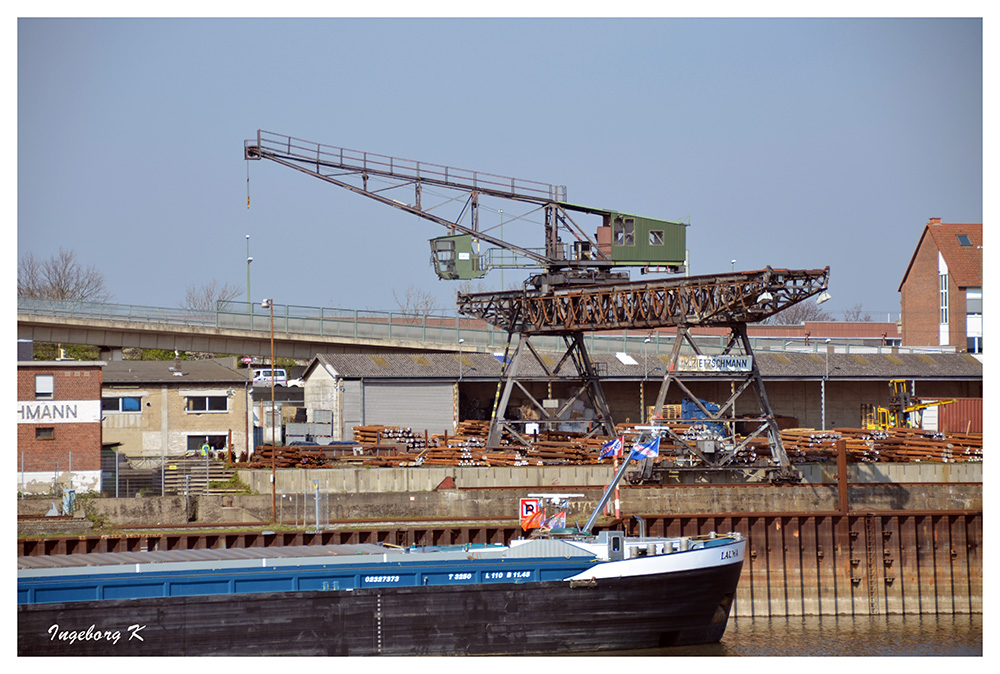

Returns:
246,160,251,208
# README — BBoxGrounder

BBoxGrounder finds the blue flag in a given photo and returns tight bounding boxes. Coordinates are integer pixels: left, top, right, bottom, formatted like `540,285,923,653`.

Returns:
600,437,623,458
631,437,660,459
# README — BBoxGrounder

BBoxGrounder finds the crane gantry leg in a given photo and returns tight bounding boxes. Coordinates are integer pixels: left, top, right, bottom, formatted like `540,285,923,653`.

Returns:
649,323,798,480
486,332,617,448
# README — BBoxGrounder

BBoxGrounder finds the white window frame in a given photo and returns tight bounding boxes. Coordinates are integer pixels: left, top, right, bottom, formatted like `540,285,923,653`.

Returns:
35,374,54,400
938,252,950,345
102,395,143,413
185,395,230,413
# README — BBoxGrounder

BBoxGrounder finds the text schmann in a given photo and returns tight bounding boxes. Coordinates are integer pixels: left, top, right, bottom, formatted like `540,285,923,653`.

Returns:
17,401,102,424
678,355,753,372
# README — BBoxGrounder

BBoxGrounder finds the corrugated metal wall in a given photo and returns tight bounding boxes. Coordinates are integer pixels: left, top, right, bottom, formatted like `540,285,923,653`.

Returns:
342,379,361,440
362,382,454,435
935,398,982,434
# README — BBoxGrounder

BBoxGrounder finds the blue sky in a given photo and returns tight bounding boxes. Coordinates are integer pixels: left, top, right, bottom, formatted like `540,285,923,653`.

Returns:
15,16,984,320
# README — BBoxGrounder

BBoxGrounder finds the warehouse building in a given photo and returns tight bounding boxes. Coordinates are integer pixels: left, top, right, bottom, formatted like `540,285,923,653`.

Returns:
300,349,982,442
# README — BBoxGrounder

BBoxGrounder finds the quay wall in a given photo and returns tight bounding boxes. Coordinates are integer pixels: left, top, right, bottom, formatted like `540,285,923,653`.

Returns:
18,464,982,618
237,462,982,494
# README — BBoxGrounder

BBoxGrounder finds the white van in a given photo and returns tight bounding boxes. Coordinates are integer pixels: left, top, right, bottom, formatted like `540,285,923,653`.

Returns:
252,368,287,386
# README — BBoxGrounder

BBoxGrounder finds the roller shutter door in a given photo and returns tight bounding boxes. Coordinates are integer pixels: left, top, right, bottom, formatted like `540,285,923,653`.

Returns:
362,382,454,435
341,379,362,440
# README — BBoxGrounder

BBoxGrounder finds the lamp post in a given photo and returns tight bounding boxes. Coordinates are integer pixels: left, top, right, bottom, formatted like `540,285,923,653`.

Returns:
246,235,253,311
643,335,651,422
262,298,275,521
822,338,831,430
499,209,504,290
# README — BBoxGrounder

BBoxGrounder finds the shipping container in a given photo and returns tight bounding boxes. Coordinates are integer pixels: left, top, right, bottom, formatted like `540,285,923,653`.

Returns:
934,397,982,434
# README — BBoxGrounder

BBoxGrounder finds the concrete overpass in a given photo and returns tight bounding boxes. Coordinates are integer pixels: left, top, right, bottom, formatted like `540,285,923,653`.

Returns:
18,298,929,363
18,298,677,362
16,298,513,361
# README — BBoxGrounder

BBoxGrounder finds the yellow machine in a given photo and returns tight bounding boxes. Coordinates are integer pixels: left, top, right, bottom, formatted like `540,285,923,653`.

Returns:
862,379,956,430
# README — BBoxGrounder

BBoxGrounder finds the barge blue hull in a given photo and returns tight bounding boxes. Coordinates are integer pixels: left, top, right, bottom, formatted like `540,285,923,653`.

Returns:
18,560,743,656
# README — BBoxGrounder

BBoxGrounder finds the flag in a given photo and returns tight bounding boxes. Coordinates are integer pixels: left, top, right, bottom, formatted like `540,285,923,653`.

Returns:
521,509,544,530
600,437,623,458
631,436,660,459
544,512,566,529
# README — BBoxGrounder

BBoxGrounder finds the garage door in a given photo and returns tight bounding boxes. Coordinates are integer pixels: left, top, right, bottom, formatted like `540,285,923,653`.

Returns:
362,382,455,435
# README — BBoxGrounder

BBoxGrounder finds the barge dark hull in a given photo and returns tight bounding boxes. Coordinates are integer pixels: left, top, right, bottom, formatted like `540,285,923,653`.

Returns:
18,560,743,656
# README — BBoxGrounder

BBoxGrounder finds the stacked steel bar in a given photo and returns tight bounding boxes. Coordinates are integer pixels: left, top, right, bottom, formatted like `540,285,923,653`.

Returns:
243,424,981,470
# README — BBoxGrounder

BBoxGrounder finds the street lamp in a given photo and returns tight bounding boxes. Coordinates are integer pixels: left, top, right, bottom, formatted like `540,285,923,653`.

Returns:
643,335,652,422
822,338,831,430
262,298,275,521
246,235,253,311
499,209,504,290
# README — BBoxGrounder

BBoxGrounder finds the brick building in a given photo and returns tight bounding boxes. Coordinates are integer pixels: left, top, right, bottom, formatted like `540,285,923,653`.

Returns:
899,218,983,352
17,360,105,494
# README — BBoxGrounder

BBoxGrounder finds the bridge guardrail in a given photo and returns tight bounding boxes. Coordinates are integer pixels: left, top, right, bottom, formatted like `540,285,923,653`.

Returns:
18,297,930,357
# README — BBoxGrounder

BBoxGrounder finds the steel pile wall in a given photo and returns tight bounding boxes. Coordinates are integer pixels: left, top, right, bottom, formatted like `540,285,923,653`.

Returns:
18,511,981,617
627,512,982,617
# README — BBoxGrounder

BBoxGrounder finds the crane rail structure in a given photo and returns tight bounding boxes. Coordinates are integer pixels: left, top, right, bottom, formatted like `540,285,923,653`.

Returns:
244,130,831,481
456,267,830,335
463,267,830,482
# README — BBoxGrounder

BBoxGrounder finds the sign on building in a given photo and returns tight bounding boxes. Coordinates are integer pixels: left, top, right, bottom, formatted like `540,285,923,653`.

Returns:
16,400,102,424
676,355,753,372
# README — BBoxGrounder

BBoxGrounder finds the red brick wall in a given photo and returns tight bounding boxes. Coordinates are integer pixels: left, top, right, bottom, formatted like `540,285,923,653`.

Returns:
17,364,103,472
948,288,968,349
901,234,941,346
901,225,972,350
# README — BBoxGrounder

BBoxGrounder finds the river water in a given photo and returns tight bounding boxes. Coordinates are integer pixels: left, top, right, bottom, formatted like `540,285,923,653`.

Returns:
588,613,983,657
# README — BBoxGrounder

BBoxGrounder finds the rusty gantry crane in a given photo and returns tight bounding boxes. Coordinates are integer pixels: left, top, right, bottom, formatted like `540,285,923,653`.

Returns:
245,130,830,481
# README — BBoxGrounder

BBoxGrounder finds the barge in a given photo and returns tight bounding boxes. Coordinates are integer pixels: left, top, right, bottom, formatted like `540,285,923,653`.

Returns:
18,446,747,656
18,531,744,655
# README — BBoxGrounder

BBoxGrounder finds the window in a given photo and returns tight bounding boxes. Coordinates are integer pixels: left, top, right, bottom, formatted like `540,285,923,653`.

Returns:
966,287,982,314
939,273,949,324
186,396,228,412
649,230,664,246
613,217,635,246
103,396,142,412
433,239,455,261
35,374,54,400
187,435,228,451
957,234,972,247
966,287,982,354
35,427,55,440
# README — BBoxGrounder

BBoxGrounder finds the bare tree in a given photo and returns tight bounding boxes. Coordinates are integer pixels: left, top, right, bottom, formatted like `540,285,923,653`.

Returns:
392,285,442,317
842,303,872,322
182,280,243,313
456,280,489,297
764,301,833,325
18,249,112,302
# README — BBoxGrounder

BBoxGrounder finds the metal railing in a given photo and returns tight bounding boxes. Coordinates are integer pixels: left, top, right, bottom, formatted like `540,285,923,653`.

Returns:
18,297,946,357
250,130,568,203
